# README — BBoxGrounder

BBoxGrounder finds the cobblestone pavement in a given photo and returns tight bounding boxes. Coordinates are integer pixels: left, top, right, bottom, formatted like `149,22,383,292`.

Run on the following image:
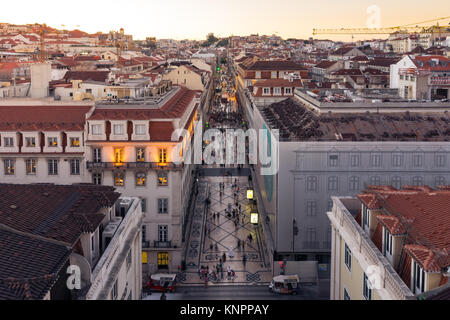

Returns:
181,174,272,286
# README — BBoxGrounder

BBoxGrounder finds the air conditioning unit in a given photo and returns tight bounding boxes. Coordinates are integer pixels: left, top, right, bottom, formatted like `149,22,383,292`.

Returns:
102,223,119,252
116,197,133,218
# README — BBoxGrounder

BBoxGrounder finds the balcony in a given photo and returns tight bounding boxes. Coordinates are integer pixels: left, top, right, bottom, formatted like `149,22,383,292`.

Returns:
86,161,184,171
429,76,450,86
153,241,172,248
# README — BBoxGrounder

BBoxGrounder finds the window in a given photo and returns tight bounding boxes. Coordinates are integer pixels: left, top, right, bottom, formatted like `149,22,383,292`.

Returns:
412,176,423,186
412,154,423,167
362,206,370,230
47,137,58,147
158,225,168,242
141,198,147,213
136,147,145,162
369,176,381,186
348,176,360,191
111,279,118,300
157,252,169,269
413,261,425,294
92,173,102,185
392,154,403,167
271,71,277,78
306,200,317,217
25,137,36,147
350,154,360,167
328,176,338,191
135,124,146,135
327,200,333,211
114,148,124,163
158,198,168,214
284,87,292,95
435,176,445,187
383,228,393,257
70,159,80,175
93,148,102,163
3,137,13,147
70,137,80,147
48,159,58,175
343,288,351,300
305,227,318,248
25,159,37,175
370,153,382,167
136,172,146,186
391,176,402,189
157,172,168,186
142,225,147,243
113,124,124,135
114,172,124,186
306,176,318,192
86,88,92,94
363,273,372,300
4,159,15,175
435,153,446,167
91,124,102,135
159,148,167,163
274,87,281,95
328,154,339,167
344,243,352,271
255,71,261,78
262,87,270,95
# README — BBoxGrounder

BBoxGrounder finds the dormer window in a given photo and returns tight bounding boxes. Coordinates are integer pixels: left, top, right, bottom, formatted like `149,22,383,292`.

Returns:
135,124,146,135
413,261,425,294
284,87,292,95
3,137,13,147
91,124,102,135
113,124,124,135
255,71,261,79
274,87,281,95
262,87,270,95
25,137,36,147
48,137,58,147
383,228,393,259
70,137,80,147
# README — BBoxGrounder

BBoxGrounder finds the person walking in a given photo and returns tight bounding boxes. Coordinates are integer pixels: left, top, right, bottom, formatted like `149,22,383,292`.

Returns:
222,252,226,263
243,253,247,268
227,265,231,280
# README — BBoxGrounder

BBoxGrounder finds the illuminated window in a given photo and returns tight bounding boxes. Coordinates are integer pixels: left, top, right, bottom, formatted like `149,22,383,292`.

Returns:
70,137,80,147
25,159,36,175
136,147,145,162
114,172,124,186
157,172,168,186
142,251,148,264
114,148,124,163
136,172,146,186
159,148,167,163
48,137,58,147
157,251,169,269
4,159,15,175
25,137,36,147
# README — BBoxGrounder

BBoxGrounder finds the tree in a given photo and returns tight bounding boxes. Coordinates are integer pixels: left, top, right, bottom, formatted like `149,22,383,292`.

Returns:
217,39,229,47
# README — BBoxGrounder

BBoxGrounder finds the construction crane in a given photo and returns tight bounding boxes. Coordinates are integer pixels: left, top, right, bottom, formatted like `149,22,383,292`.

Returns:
37,24,48,62
313,16,450,36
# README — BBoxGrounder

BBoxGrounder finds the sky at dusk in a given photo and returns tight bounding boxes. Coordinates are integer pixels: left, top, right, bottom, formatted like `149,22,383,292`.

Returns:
1,0,449,40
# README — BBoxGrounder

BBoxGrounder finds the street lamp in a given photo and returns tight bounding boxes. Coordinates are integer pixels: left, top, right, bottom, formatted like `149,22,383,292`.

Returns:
250,212,259,224
246,188,253,200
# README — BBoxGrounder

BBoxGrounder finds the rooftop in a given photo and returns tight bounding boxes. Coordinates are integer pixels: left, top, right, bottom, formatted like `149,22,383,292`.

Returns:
0,183,120,245
260,98,450,142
